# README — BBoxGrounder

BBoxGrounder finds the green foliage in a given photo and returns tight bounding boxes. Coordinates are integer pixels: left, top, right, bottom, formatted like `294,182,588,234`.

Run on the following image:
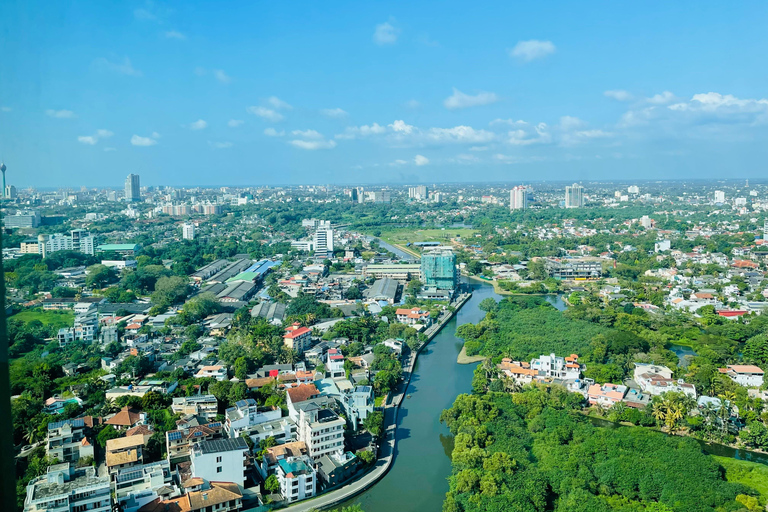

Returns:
265,474,280,493
441,390,753,512
363,411,384,437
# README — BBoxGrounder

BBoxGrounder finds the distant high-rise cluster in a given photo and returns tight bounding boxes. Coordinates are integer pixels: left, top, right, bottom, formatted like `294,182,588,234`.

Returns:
125,174,141,202
565,183,584,208
408,185,428,200
510,186,527,210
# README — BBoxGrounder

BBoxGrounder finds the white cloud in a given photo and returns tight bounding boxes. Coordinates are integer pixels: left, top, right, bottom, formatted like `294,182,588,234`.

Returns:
247,106,284,122
469,146,489,151
414,155,429,166
507,122,551,145
373,21,400,45
267,96,292,110
389,120,415,134
264,128,285,137
78,128,114,145
1,106,11,112
321,108,348,118
336,123,387,139
291,129,323,139
77,136,98,145
490,118,527,127
208,141,233,149
214,69,231,84
646,91,675,105
228,119,244,127
509,40,555,61
391,159,408,166
151,132,161,139
189,119,207,130
423,126,495,144
404,99,421,109
672,92,768,115
131,135,158,146
46,109,75,118
93,57,142,76
288,139,337,150
444,88,498,109
559,116,586,130
604,90,633,101
165,30,186,40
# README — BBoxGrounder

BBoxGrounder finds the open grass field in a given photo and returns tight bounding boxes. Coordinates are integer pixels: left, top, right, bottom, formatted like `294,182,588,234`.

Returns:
10,308,74,329
713,455,768,501
378,228,479,247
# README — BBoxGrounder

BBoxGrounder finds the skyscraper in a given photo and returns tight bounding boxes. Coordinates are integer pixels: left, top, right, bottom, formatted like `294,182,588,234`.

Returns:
565,183,584,208
409,185,428,200
510,186,527,210
125,174,141,202
313,228,334,257
714,190,725,203
183,223,196,240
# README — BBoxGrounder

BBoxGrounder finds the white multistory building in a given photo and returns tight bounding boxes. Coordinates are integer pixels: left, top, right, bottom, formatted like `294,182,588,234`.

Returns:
24,463,111,512
189,438,249,487
565,183,584,208
276,455,317,503
296,402,345,460
509,186,527,210
714,190,726,203
182,223,195,240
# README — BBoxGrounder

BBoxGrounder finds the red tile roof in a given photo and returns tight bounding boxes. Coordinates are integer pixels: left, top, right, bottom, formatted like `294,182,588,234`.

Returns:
287,383,319,404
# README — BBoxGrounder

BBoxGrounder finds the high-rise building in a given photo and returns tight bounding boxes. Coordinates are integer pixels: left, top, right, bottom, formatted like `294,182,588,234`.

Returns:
5,184,17,199
420,248,458,290
408,185,428,200
356,187,365,204
628,185,640,194
125,174,141,202
714,190,726,203
565,183,584,208
313,228,334,256
510,186,527,210
24,464,111,512
182,223,196,240
763,220,768,240
640,215,652,229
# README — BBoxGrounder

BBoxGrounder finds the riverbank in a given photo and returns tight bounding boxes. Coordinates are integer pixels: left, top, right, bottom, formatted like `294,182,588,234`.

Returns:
464,274,559,297
272,290,473,512
457,345,485,364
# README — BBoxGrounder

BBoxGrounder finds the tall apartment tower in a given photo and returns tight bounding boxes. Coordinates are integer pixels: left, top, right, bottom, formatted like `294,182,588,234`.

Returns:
510,186,527,210
714,190,725,203
763,220,768,240
565,183,584,208
182,223,196,240
125,174,141,202
420,248,458,290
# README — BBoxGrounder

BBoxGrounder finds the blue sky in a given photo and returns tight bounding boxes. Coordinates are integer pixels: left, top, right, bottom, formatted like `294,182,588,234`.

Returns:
2,1,768,188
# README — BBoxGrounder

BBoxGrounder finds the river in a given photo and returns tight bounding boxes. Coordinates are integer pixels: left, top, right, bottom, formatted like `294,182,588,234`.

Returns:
338,279,502,512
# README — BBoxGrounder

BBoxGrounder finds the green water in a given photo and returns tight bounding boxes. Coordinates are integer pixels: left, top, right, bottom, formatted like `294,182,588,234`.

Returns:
338,279,501,512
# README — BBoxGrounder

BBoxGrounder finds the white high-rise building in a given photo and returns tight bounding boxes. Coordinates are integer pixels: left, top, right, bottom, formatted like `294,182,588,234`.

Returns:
313,228,334,256
510,186,527,210
182,223,195,240
565,183,584,208
125,174,141,202
628,185,640,194
408,185,428,200
764,220,768,240
714,190,725,203
640,215,652,229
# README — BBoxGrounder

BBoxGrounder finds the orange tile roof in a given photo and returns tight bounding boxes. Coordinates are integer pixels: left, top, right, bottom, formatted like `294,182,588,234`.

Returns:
287,383,319,404
105,406,143,426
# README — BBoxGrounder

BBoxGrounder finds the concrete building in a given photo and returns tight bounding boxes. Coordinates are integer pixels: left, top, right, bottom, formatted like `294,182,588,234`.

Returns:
284,323,312,354
276,456,317,503
565,183,584,208
509,186,527,210
113,460,172,501
296,401,345,460
137,481,242,512
46,418,95,464
106,434,151,475
171,395,218,420
544,257,602,280
365,277,399,304
24,463,110,512
408,185,428,200
125,174,141,202
362,264,422,282
165,419,225,463
182,223,195,240
634,363,696,397
189,438,249,487
326,348,345,379
720,365,765,387
420,248,457,290
5,184,17,199
224,399,282,438
714,190,726,203
313,228,334,257
4,210,41,228
530,353,582,380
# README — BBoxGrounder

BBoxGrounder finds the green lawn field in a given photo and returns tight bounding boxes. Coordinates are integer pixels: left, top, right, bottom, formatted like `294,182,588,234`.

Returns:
377,228,479,247
713,455,768,501
10,308,75,329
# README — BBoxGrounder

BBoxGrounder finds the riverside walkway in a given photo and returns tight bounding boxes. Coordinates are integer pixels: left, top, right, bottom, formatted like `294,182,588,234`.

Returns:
268,291,472,512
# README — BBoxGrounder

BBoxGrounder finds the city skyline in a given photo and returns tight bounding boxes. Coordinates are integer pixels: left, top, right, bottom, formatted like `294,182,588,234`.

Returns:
2,1,768,188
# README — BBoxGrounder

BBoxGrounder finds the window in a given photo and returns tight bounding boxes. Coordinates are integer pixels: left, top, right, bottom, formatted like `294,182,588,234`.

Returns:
216,456,222,463
217,466,222,473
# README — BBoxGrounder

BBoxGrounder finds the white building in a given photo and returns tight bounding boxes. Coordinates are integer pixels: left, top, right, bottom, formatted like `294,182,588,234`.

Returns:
182,223,196,240
565,183,584,208
714,190,726,203
194,365,228,381
634,363,696,397
628,185,639,194
224,399,282,438
313,228,334,257
720,365,765,387
509,186,527,210
655,240,671,253
171,395,218,420
529,353,582,380
46,418,94,464
326,348,345,379
25,463,110,512
189,438,249,487
276,455,317,503
640,215,652,229
113,460,172,501
296,402,345,460
408,185,428,200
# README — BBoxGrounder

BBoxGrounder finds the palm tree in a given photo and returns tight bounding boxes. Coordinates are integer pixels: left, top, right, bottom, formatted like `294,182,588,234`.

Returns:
100,398,119,416
23,427,39,445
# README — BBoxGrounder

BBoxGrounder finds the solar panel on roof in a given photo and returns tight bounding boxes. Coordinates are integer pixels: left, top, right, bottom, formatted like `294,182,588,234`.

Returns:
167,431,182,441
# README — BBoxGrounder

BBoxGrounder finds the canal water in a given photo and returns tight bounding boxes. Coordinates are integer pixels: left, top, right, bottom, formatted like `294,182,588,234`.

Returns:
339,279,502,512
